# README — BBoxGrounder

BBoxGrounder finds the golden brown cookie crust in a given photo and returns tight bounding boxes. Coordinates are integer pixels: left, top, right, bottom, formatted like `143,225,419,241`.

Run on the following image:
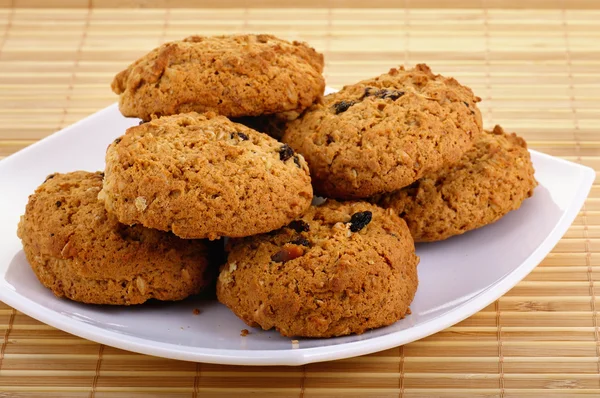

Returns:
216,200,419,338
17,171,217,305
282,64,483,199
100,112,314,240
112,34,325,121
376,125,537,242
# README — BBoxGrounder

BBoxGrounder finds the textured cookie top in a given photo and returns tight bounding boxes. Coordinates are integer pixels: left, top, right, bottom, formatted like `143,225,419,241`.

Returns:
282,64,483,199
100,112,313,240
376,125,537,242
217,200,419,337
17,171,214,281
112,34,325,121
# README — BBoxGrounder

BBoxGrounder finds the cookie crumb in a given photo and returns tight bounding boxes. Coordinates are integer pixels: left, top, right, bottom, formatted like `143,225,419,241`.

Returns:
240,329,249,336
193,308,200,315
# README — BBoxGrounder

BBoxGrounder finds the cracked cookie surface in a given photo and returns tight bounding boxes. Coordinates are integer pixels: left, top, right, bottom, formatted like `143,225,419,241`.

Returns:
100,112,313,240
216,200,419,338
282,64,483,199
112,34,325,121
17,171,217,305
375,125,537,242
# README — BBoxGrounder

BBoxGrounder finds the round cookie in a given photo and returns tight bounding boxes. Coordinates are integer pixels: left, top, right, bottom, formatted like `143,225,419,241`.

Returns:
17,171,218,305
217,200,419,338
112,34,325,121
100,112,314,240
282,64,483,199
375,125,537,242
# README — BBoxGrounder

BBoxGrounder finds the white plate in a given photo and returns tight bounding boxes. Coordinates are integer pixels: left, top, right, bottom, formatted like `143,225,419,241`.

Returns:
0,95,594,365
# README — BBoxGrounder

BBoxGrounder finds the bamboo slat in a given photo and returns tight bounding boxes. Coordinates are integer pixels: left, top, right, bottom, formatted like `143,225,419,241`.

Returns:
1,2,600,397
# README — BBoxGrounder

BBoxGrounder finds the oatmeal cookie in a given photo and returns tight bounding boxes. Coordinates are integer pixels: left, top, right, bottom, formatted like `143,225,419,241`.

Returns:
217,200,419,337
17,171,218,305
112,34,325,121
376,125,537,242
100,112,313,240
282,64,482,199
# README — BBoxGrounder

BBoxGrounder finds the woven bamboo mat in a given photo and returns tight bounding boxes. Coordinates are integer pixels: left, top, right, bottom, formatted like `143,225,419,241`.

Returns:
1,2,600,396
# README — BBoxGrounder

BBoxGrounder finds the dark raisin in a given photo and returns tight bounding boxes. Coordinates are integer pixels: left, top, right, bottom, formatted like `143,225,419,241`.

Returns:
380,89,404,100
55,201,62,208
290,237,310,247
463,101,470,107
293,155,301,168
349,211,372,232
99,172,104,178
113,137,122,144
138,120,146,125
236,132,249,141
333,100,356,114
326,135,335,144
288,220,310,233
279,144,294,161
50,233,54,237
271,245,305,263
44,174,56,182
363,87,404,101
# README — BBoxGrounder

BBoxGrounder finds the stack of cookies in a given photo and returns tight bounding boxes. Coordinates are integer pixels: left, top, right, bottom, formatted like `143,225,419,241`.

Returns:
17,34,537,338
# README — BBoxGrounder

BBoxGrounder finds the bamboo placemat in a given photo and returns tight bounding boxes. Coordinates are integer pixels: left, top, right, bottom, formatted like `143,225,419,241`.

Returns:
1,2,600,396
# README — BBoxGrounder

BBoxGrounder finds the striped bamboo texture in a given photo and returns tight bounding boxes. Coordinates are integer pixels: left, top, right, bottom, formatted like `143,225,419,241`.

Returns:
1,2,600,397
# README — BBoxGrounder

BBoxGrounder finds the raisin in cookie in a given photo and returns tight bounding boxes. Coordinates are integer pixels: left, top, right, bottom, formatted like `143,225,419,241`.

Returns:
375,126,537,242
100,112,313,240
112,34,325,121
217,200,419,338
17,171,218,305
282,64,483,199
